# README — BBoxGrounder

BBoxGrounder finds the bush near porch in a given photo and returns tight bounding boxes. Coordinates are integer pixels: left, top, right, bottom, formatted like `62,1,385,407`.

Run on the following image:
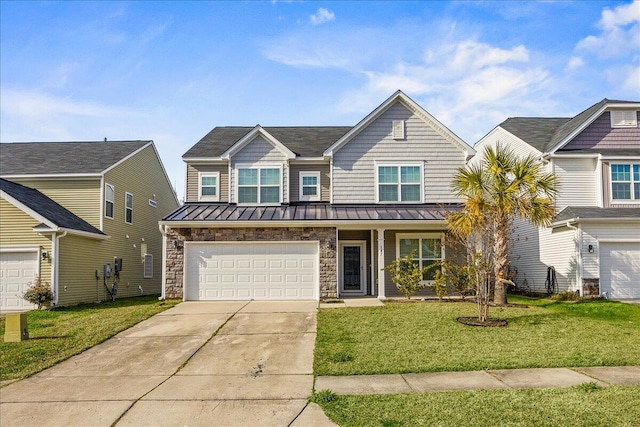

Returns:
314,296,640,376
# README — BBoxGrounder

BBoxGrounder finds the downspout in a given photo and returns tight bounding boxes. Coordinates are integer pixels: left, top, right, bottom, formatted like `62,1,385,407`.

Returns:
158,223,167,300
52,230,68,306
566,221,582,296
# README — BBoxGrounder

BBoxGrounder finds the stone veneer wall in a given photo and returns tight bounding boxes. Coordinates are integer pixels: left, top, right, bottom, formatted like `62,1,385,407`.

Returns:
164,227,337,299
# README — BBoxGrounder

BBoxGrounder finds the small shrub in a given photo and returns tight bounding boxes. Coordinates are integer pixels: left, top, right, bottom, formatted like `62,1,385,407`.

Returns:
22,276,54,309
385,250,428,299
551,291,581,301
310,389,337,404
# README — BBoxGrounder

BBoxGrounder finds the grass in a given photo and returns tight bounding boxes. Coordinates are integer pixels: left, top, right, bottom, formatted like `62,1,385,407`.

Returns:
317,385,640,427
0,296,180,381
314,296,640,376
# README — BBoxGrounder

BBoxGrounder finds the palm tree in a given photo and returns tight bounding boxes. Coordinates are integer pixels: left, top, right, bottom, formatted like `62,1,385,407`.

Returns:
449,143,558,305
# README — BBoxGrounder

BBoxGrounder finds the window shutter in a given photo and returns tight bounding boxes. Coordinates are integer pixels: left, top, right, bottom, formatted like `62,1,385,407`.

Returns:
143,254,153,278
611,111,637,128
392,120,405,140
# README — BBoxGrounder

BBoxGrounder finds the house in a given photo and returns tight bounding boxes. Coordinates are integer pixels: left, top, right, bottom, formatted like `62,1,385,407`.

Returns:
0,141,179,311
473,99,640,299
160,91,475,301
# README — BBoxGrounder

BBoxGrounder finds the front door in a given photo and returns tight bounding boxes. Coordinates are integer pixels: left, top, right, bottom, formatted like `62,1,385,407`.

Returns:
339,241,366,295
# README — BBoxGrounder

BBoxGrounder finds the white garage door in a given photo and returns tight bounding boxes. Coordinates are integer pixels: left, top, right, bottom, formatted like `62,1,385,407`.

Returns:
600,242,640,299
185,242,319,301
1,251,38,311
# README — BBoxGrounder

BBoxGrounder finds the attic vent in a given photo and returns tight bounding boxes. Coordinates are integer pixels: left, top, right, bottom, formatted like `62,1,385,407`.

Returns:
610,110,637,128
392,120,405,140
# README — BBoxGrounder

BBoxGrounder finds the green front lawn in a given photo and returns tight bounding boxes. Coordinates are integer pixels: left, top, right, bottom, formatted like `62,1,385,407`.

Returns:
317,385,640,427
0,296,179,381
314,297,640,376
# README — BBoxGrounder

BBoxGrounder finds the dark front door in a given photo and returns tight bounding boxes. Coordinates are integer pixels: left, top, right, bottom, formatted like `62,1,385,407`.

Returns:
342,244,364,293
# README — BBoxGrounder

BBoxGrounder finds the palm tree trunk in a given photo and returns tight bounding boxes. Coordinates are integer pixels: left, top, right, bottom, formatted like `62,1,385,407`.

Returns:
493,216,510,305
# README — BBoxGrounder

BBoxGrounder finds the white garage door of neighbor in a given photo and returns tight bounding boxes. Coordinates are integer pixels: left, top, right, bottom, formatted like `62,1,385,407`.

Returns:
185,242,319,301
600,242,640,299
1,251,38,311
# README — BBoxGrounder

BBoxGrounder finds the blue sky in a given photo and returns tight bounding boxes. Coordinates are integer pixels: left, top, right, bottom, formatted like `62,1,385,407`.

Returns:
1,1,639,200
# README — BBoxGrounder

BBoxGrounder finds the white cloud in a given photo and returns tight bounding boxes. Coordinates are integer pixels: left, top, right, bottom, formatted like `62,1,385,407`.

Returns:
576,0,640,58
565,56,585,72
310,7,335,25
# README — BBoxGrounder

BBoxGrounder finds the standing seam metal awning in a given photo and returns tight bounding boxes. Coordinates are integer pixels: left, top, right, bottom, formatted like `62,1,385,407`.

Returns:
162,203,461,223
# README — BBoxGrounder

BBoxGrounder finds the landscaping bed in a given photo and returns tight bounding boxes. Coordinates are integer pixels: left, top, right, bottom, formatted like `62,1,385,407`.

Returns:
314,296,640,376
0,296,179,381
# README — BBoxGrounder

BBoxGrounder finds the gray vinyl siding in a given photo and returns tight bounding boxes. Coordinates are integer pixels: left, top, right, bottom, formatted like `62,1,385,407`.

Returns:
553,157,598,210
470,127,542,167
563,111,640,150
538,226,577,293
509,218,551,293
186,163,229,202
230,136,288,203
289,163,330,202
332,102,466,204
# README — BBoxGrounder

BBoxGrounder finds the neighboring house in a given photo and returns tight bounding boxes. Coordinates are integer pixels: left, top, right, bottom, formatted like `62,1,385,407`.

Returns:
160,91,475,301
0,141,179,311
473,99,640,299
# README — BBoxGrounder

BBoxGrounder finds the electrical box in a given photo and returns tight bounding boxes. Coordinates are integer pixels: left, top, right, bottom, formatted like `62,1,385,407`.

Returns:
4,313,29,342
104,263,112,278
114,258,123,273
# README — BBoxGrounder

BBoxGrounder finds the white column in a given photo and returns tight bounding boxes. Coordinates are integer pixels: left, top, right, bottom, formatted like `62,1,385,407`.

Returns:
377,229,386,300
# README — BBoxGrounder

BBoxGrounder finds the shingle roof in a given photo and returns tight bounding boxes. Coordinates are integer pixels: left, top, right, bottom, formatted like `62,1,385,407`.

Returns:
183,127,353,158
554,206,640,223
0,178,106,236
163,202,460,223
499,99,639,153
0,141,150,175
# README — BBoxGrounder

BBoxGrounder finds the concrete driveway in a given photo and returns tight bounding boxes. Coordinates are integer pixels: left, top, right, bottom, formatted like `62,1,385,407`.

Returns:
0,301,331,427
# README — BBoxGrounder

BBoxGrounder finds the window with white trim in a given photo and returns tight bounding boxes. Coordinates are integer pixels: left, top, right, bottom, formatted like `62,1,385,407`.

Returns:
610,111,637,128
105,183,114,219
377,164,422,202
125,192,133,224
237,166,281,204
199,172,220,201
299,171,320,201
143,254,153,278
611,163,640,201
397,234,443,281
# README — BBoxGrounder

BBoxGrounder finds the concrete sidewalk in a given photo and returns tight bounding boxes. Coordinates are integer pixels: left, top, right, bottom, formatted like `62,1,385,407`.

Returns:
315,366,640,395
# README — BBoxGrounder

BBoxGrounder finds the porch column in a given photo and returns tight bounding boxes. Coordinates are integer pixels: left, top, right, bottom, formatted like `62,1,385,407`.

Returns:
377,229,386,300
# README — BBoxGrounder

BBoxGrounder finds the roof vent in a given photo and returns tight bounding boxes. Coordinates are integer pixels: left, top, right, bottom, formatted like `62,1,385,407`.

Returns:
392,120,405,140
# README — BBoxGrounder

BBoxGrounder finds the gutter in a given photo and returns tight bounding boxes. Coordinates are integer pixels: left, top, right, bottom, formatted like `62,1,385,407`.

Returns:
52,231,68,306
158,219,450,229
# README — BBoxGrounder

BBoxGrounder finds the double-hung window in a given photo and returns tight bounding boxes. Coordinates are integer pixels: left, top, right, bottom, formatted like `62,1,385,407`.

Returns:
397,234,443,281
611,163,640,201
237,166,281,204
299,171,320,201
105,183,114,219
199,172,220,201
125,192,133,224
377,164,422,202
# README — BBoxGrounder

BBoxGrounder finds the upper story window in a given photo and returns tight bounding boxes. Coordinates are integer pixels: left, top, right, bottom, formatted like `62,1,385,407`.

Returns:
237,166,281,204
377,164,422,203
125,192,133,224
199,172,220,202
610,111,637,128
299,171,320,201
397,233,443,282
105,183,114,219
611,163,640,201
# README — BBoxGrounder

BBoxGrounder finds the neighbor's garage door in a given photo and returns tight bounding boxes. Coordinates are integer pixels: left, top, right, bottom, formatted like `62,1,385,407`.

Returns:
600,242,640,299
0,251,38,311
185,242,319,300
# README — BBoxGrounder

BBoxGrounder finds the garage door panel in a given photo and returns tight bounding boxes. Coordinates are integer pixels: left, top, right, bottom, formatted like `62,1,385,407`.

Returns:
185,242,318,301
600,242,640,299
1,251,39,311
